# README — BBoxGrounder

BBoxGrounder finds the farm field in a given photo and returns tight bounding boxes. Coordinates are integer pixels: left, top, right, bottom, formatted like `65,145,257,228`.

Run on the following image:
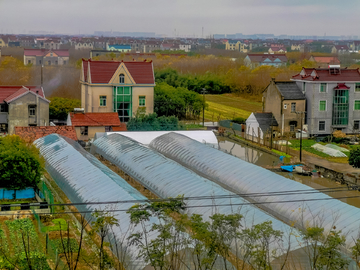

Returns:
204,94,262,121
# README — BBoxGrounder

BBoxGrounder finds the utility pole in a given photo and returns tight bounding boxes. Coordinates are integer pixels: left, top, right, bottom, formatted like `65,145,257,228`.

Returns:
201,88,207,127
40,64,43,87
296,111,305,162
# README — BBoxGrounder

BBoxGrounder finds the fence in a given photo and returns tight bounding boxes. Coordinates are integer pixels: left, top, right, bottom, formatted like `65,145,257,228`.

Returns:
219,120,292,156
37,180,55,213
32,210,67,269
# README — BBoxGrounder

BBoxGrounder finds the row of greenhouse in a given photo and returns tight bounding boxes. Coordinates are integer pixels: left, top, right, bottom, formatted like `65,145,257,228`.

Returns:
34,131,360,269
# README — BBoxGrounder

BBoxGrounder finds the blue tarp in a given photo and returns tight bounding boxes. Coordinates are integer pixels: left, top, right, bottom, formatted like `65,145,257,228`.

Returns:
0,188,35,199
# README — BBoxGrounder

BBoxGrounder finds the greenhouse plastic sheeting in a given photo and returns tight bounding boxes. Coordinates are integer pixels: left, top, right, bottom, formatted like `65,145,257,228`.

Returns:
325,144,350,152
92,133,307,261
93,130,218,146
149,132,360,249
312,143,347,157
34,134,157,270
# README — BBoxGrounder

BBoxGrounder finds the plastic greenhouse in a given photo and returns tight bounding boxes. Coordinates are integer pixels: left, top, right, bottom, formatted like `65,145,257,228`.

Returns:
34,134,158,270
149,132,360,250
91,133,318,267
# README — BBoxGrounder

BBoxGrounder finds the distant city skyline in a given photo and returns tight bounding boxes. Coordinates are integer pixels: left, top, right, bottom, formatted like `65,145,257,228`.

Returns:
1,0,360,38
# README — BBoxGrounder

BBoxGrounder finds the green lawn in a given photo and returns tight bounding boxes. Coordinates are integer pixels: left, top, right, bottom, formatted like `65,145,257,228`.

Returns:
205,94,262,121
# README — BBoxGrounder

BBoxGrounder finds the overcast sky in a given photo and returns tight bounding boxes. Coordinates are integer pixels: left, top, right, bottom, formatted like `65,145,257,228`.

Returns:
0,0,359,37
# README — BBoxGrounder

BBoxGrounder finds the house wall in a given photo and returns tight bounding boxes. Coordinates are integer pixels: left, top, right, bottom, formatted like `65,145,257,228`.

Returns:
132,86,154,115
24,56,36,65
245,113,263,139
295,81,360,135
282,99,306,133
263,82,282,128
75,126,104,141
264,81,305,134
7,93,49,134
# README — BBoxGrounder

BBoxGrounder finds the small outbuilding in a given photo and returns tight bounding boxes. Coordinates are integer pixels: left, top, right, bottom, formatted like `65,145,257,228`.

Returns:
245,112,278,140
67,112,126,140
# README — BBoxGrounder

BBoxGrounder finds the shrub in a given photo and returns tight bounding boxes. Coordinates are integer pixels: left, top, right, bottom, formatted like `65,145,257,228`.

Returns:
349,147,360,168
232,117,246,124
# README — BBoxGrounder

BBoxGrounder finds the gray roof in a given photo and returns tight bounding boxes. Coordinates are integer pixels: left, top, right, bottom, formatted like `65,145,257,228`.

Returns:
254,112,278,132
275,82,305,100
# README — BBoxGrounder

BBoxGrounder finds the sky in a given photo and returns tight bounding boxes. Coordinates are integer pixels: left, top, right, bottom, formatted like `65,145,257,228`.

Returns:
0,0,359,37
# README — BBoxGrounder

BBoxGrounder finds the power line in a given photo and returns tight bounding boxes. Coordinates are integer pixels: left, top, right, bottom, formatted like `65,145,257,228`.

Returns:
3,193,360,217
3,186,359,216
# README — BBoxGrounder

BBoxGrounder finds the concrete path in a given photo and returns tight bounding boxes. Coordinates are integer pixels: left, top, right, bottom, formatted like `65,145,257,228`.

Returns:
290,148,360,175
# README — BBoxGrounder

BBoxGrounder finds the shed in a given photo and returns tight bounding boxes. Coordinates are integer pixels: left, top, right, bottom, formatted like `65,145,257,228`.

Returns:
245,112,278,139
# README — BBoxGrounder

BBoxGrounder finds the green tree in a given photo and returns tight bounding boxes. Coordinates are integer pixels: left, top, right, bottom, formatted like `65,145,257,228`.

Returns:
0,135,44,189
349,147,360,168
49,97,81,120
301,226,350,270
90,210,119,270
127,197,188,270
127,113,182,131
240,221,283,270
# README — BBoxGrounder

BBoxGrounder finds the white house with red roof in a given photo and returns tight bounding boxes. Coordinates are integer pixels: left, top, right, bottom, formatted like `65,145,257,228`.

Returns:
292,67,360,135
0,86,49,134
80,59,155,122
24,49,69,66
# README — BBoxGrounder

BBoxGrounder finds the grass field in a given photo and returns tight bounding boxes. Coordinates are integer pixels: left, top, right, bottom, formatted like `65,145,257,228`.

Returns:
204,94,262,121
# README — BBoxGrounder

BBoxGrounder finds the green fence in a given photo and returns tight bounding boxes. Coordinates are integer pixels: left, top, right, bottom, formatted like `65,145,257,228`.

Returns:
219,120,243,132
38,180,54,213
32,210,67,269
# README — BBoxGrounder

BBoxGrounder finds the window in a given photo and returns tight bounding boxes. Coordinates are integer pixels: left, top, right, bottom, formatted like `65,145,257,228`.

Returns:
29,105,36,116
139,96,146,107
39,60,42,64
290,125,295,132
319,100,326,111
100,96,107,106
355,100,360,110
105,126,112,132
80,126,88,136
320,83,327,93
354,120,360,130
319,121,325,131
28,60,31,64
291,102,296,112
356,83,360,92
0,104,7,112
119,74,125,84
48,61,51,65
303,82,306,92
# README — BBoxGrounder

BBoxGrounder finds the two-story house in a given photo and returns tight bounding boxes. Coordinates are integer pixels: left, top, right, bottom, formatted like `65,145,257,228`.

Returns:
262,79,306,135
0,86,49,134
244,54,287,68
24,49,69,65
292,66,360,136
80,59,155,122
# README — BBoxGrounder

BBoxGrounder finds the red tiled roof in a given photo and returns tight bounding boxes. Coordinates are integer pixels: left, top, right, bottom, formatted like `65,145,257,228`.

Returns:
15,126,78,142
82,59,155,84
24,49,69,57
112,124,127,131
69,112,121,127
334,83,350,90
0,86,45,103
292,68,360,81
312,56,340,64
